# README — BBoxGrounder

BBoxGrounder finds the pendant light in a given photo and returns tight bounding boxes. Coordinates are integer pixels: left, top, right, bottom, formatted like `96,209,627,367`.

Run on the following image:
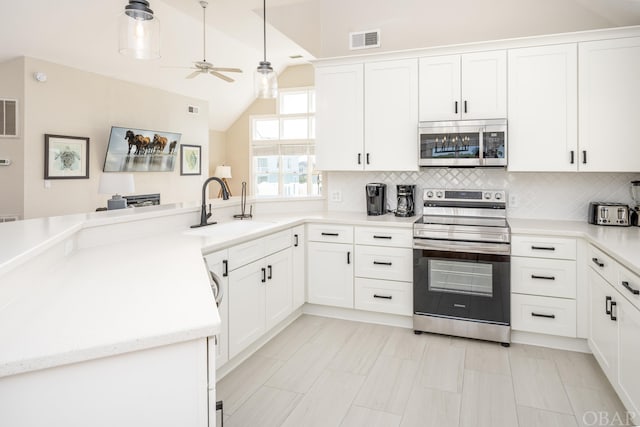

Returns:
119,0,160,60
255,0,278,98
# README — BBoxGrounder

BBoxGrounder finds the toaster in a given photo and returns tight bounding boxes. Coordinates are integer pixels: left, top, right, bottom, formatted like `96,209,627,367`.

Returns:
588,202,631,226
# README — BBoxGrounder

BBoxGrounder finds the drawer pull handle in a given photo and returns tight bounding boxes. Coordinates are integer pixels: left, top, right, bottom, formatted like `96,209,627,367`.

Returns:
622,281,640,295
267,265,273,280
610,301,617,321
606,296,612,315
531,274,555,281
322,232,339,237
347,251,351,265
373,235,392,239
592,257,605,268
294,234,299,247
223,259,228,277
373,294,392,300
373,261,392,266
531,312,556,319
531,246,555,251
261,268,266,283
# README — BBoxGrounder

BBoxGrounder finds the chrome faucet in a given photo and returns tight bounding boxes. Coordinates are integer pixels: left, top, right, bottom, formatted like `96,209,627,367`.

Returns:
191,176,230,228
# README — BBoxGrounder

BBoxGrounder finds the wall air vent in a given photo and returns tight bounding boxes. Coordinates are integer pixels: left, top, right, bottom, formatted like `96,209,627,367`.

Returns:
349,29,381,50
0,99,18,137
188,105,200,115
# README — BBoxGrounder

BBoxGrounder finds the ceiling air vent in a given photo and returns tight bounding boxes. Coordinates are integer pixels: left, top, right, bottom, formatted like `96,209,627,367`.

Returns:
187,105,200,115
349,29,381,50
0,99,18,137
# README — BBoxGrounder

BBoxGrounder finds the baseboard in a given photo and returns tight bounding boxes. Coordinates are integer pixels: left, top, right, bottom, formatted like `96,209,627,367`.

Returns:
511,330,590,353
302,304,413,329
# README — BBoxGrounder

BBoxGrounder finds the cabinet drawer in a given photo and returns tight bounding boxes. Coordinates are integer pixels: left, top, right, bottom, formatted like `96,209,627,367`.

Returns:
511,257,576,299
587,244,616,285
511,294,576,337
263,229,292,256
307,224,353,244
355,226,413,248
228,239,265,271
618,266,640,311
354,278,412,316
511,235,576,259
355,245,413,282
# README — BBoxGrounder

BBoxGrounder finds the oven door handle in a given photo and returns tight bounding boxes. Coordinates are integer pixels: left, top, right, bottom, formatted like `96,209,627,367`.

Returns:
413,238,510,255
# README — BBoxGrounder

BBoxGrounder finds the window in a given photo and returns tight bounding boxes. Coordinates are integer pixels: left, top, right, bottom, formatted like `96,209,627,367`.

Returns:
251,88,321,197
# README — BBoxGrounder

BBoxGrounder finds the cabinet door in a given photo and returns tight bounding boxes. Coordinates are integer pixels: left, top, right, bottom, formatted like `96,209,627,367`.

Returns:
228,261,265,358
461,50,507,119
508,44,578,171
315,64,364,171
588,269,617,379
307,242,354,308
618,296,640,421
419,54,461,121
265,248,293,330
579,37,640,171
292,225,306,309
364,59,419,171
203,250,229,369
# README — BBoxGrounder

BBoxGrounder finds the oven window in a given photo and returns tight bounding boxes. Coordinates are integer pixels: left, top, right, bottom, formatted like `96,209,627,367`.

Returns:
428,259,493,297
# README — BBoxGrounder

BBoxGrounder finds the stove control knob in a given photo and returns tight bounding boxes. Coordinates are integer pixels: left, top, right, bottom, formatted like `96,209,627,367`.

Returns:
495,192,502,200
436,191,443,198
426,191,434,198
484,192,491,200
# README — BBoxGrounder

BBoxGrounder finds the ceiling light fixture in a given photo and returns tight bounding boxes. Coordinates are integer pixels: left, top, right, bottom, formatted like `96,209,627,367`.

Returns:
255,0,277,99
119,0,160,60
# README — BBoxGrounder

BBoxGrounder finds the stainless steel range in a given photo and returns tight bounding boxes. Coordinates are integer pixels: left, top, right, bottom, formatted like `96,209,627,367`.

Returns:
413,188,511,346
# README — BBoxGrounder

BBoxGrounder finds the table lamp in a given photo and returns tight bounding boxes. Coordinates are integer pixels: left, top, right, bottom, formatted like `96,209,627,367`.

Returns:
214,165,232,198
99,173,135,210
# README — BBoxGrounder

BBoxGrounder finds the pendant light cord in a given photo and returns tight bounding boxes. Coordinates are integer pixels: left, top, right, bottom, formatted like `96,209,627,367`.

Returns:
203,2,207,62
263,0,267,62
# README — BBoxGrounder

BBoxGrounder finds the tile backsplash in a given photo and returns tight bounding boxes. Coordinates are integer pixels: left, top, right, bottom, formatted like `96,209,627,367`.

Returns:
327,169,640,220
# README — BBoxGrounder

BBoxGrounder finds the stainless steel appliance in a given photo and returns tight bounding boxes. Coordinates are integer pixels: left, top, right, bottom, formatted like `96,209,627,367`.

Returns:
413,188,511,345
418,119,507,167
366,183,387,216
588,202,630,226
631,181,640,227
395,185,415,217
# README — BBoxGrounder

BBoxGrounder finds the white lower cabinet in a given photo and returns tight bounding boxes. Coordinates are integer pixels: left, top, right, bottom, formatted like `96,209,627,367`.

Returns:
618,296,640,417
228,260,266,359
292,225,306,309
307,241,354,308
354,278,412,316
265,248,293,330
203,249,229,369
511,293,577,337
589,269,617,379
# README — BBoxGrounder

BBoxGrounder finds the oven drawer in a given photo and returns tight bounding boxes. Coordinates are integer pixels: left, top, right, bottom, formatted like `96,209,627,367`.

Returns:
511,257,576,299
355,227,413,248
511,294,576,337
354,278,412,316
355,245,413,282
307,224,353,244
511,236,576,260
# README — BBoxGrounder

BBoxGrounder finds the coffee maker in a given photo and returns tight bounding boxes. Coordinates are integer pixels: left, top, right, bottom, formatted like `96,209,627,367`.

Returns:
396,185,415,217
366,183,387,216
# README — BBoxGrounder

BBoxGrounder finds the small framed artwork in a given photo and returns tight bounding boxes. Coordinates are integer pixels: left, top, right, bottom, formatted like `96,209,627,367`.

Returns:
44,134,90,179
180,144,201,176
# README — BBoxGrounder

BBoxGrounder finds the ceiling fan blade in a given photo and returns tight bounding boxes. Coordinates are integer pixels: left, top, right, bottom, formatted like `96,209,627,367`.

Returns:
210,71,234,83
186,70,202,79
211,67,243,73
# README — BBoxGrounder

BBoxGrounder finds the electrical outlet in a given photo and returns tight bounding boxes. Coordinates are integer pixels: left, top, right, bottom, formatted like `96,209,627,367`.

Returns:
44,180,51,189
509,194,518,208
330,190,342,202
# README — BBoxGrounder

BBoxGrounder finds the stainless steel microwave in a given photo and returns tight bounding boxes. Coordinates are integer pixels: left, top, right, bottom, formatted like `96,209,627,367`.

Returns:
418,119,507,167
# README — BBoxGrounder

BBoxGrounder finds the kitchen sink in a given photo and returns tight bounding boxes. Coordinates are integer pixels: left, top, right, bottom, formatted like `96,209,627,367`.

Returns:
184,220,276,238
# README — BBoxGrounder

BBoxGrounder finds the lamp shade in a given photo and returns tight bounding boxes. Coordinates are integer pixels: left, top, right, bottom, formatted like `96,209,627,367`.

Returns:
99,173,135,195
214,165,232,179
119,0,160,60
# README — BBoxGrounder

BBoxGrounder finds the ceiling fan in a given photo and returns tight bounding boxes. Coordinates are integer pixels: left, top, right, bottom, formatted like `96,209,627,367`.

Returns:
174,0,242,82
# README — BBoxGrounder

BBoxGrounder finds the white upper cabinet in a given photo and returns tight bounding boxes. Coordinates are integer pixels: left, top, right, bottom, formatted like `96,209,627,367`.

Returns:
579,37,640,172
315,64,364,171
419,50,506,121
508,44,578,171
364,59,419,171
315,59,418,171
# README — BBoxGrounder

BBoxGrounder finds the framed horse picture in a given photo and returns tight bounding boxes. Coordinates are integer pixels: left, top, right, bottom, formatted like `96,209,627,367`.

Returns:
180,145,201,176
44,134,90,179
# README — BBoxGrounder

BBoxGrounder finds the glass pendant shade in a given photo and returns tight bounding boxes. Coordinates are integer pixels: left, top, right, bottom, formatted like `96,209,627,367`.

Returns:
119,1,160,60
255,61,278,99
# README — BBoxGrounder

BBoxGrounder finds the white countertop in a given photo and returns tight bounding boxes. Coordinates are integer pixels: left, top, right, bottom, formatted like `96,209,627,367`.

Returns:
1,205,639,379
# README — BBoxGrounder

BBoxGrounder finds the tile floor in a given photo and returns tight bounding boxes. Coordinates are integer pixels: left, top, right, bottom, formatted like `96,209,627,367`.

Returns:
216,315,632,427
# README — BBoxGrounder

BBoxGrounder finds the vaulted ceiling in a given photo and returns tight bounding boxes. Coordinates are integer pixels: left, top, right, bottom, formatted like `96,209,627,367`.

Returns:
0,0,638,130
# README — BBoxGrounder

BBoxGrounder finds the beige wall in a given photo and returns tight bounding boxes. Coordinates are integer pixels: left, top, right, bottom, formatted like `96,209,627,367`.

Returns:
208,129,227,198
21,57,209,219
0,58,25,219
222,64,314,196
